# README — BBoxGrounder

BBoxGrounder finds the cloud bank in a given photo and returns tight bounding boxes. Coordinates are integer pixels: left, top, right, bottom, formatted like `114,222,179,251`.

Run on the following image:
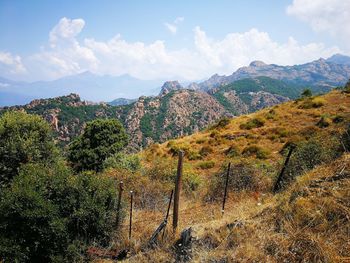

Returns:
287,0,350,51
0,16,343,81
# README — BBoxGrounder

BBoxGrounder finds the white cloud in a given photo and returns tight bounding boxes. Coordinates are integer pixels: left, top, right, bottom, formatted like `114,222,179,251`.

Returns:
164,16,184,35
192,27,340,75
1,17,343,81
0,51,26,77
49,17,85,47
287,0,350,50
27,17,98,80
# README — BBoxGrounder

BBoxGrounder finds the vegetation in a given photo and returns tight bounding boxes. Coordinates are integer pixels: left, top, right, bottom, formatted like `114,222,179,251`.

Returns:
298,97,326,109
0,113,124,262
0,163,118,262
68,119,128,172
239,117,265,130
1,88,349,262
0,111,57,186
301,88,312,98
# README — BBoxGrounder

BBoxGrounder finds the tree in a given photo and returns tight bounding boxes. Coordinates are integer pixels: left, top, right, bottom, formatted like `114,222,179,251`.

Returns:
301,88,312,98
0,162,119,262
0,111,57,186
68,119,128,172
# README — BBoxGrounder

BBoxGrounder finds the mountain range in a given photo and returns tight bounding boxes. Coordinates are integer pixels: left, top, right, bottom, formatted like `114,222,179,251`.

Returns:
1,54,350,150
0,73,163,107
1,54,350,107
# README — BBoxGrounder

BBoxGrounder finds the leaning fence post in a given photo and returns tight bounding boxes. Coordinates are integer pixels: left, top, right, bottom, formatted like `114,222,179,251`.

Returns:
173,150,184,232
116,181,124,227
162,189,174,239
129,191,133,240
273,145,296,193
222,162,231,215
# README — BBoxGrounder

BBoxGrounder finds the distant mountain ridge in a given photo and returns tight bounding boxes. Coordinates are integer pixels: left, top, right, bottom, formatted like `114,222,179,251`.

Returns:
1,54,350,107
0,72,163,106
197,56,350,91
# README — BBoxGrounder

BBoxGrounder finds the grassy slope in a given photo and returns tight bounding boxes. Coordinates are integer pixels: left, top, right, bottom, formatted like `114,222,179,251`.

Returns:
98,90,350,262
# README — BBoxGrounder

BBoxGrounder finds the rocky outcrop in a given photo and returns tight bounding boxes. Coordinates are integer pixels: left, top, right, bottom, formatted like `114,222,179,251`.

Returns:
249,91,289,110
159,81,183,96
117,89,228,150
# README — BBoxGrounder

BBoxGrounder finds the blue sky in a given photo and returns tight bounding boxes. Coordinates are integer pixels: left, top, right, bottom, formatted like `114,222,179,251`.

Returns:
0,0,349,81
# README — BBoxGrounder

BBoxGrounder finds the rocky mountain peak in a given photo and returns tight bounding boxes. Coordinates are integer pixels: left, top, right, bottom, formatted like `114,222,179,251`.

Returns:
159,81,183,96
249,61,267,67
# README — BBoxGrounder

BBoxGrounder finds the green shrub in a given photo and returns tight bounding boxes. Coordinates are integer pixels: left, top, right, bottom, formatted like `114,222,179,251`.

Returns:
242,145,270,159
301,88,312,98
316,117,331,128
103,152,141,172
168,143,190,156
298,97,325,109
206,161,262,201
265,109,277,120
187,150,202,160
198,160,215,169
0,163,119,262
240,117,265,130
0,111,58,186
68,119,128,172
199,145,213,157
225,145,240,157
210,117,231,129
279,137,343,189
183,171,202,193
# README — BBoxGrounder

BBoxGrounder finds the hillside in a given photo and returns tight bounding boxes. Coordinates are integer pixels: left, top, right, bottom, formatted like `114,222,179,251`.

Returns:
0,77,295,149
99,89,350,262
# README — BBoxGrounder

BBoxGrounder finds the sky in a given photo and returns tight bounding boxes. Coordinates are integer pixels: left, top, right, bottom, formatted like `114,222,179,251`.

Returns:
0,0,349,82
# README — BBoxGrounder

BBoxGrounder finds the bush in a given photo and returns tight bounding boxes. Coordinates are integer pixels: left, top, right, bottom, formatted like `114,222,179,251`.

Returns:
68,119,128,172
0,163,119,262
225,145,240,157
332,115,344,123
187,150,202,160
206,161,263,201
279,137,343,189
301,89,312,98
242,145,270,159
265,109,277,120
210,117,231,129
239,117,265,130
298,97,325,109
316,117,331,128
103,152,141,172
198,160,215,169
183,171,202,193
199,145,213,157
0,111,58,186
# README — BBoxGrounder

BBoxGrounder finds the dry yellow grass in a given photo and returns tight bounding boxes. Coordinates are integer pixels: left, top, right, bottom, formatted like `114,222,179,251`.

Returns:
95,90,350,262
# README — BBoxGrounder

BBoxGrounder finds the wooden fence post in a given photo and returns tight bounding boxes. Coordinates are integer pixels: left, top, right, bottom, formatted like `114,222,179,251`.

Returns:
273,145,296,193
222,162,231,215
116,181,124,227
173,151,184,232
129,191,133,240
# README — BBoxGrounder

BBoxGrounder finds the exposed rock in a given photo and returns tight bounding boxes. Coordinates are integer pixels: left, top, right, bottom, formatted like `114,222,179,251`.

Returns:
159,81,183,96
249,91,289,110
